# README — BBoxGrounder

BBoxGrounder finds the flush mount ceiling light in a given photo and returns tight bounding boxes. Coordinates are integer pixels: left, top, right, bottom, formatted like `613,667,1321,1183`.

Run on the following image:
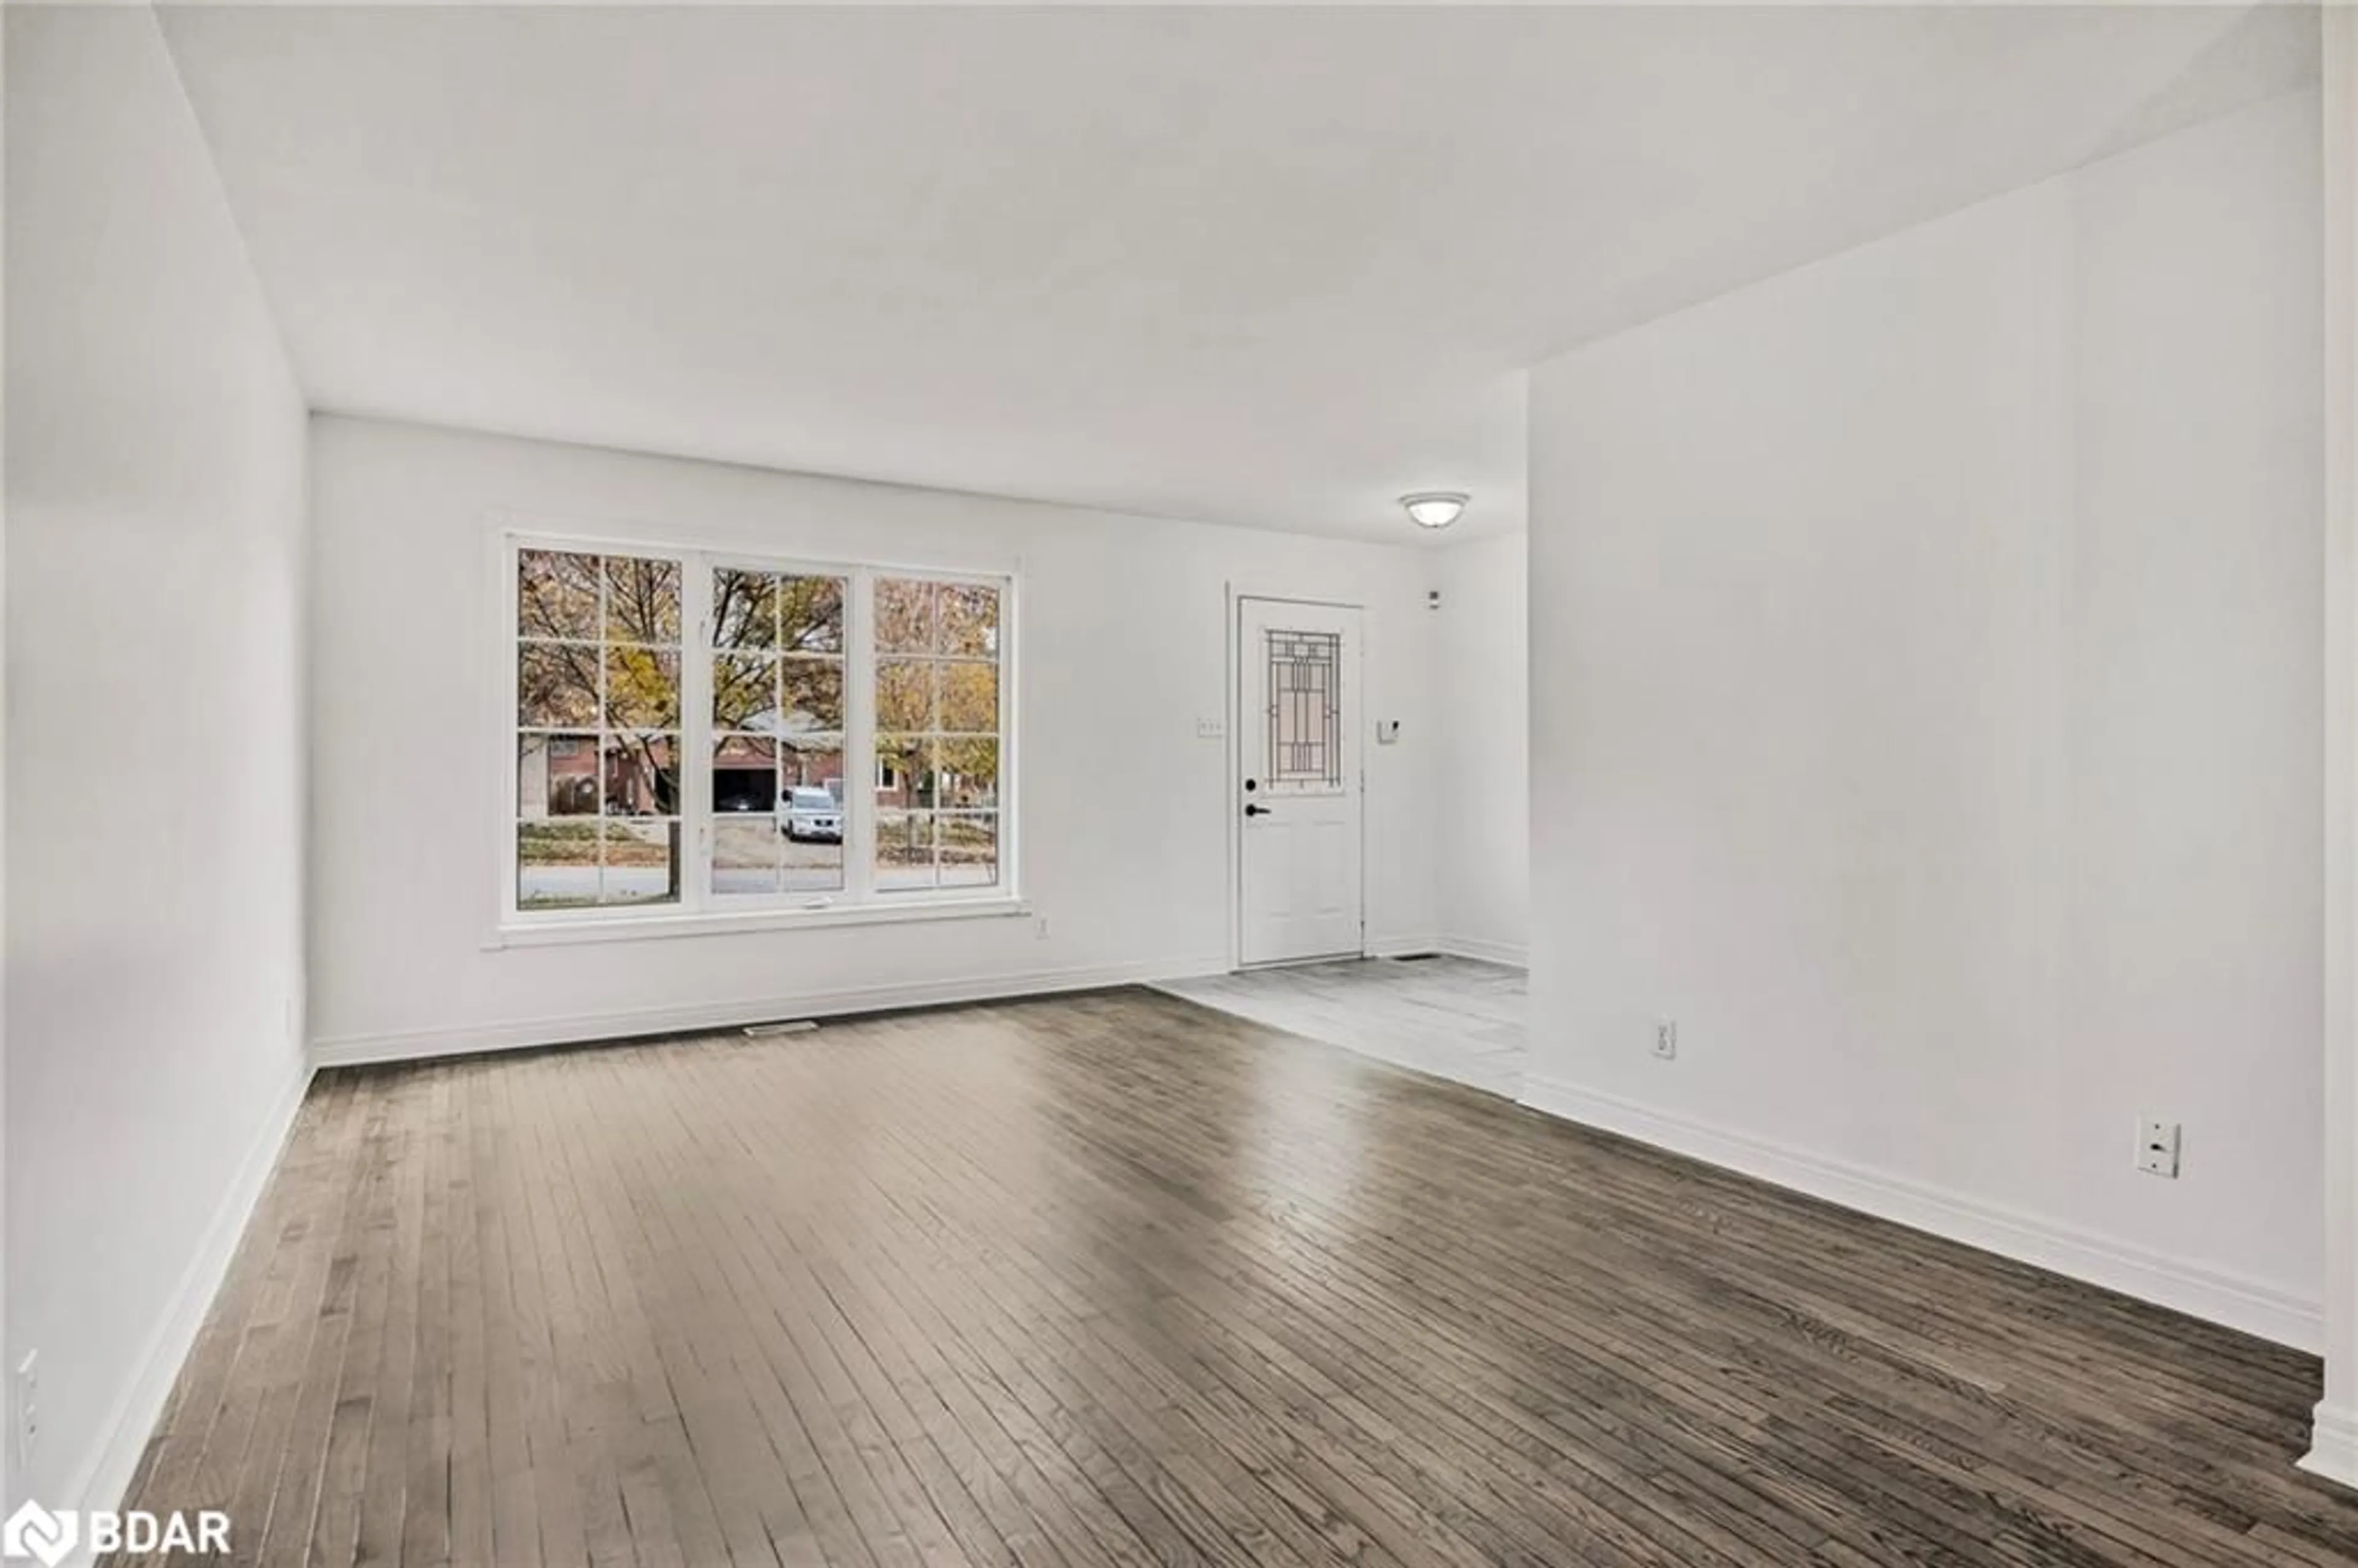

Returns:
1399,491,1469,530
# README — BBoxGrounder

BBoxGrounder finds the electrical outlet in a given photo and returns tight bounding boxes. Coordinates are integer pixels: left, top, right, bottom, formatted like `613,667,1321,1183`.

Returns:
1034,916,1051,941
1652,1020,1678,1061
14,1349,38,1470
1195,716,1224,740
2136,1119,2181,1179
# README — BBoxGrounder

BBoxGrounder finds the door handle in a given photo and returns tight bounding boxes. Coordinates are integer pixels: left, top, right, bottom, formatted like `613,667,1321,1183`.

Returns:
1243,803,1272,817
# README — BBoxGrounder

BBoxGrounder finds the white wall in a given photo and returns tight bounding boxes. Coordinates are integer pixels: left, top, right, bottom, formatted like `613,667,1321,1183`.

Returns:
307,416,1439,1059
2307,9,2358,1487
1435,531,1528,964
5,4,311,1518
1,0,14,1518
1526,91,2324,1346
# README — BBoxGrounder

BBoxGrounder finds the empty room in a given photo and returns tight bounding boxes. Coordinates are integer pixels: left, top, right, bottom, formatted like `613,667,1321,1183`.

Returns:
12,2,2358,1564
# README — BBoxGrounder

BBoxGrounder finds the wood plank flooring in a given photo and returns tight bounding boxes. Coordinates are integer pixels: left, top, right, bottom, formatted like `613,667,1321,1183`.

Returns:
1155,956,1526,1096
117,987,2358,1566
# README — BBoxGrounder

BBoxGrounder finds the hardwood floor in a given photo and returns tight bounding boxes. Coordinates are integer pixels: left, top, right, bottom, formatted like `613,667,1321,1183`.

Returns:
119,987,2358,1566
1155,955,1525,1096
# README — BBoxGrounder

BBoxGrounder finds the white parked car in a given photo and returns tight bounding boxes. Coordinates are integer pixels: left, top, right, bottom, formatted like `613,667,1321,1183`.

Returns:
782,786,842,842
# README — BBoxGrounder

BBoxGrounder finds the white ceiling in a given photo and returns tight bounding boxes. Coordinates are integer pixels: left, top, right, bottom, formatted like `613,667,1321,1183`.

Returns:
155,4,2316,543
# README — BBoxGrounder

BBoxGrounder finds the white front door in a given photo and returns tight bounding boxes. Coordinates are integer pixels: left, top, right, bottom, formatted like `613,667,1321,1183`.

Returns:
1237,597,1363,966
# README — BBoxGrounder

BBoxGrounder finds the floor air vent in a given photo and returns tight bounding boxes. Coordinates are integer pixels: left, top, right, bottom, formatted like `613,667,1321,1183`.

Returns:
742,1019,819,1038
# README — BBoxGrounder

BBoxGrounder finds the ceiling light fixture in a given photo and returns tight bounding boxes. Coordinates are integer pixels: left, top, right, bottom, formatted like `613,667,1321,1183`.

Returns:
1399,491,1469,531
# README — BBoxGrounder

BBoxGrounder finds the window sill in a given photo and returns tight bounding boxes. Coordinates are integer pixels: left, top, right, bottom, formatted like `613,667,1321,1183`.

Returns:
486,894,1031,950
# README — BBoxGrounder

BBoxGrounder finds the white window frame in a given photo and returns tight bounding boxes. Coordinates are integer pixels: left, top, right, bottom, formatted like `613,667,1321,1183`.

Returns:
496,529,1022,945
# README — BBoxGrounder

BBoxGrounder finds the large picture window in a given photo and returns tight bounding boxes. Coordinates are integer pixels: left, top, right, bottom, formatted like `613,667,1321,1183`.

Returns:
508,538,1011,925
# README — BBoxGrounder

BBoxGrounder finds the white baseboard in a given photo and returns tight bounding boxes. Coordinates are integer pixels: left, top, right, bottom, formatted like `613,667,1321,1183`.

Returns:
1364,933,1442,959
2301,1402,2358,1491
311,956,1231,1068
52,1058,314,1561
1519,1073,2324,1353
1436,933,1528,968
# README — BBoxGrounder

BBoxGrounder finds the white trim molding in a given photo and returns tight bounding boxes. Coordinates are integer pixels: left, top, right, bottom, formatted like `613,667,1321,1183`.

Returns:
2319,0,2358,1490
311,957,1229,1069
54,1062,313,1559
1367,933,1527,967
2302,1402,2358,1492
486,895,1030,950
1520,1074,2324,1353
1436,933,1528,968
